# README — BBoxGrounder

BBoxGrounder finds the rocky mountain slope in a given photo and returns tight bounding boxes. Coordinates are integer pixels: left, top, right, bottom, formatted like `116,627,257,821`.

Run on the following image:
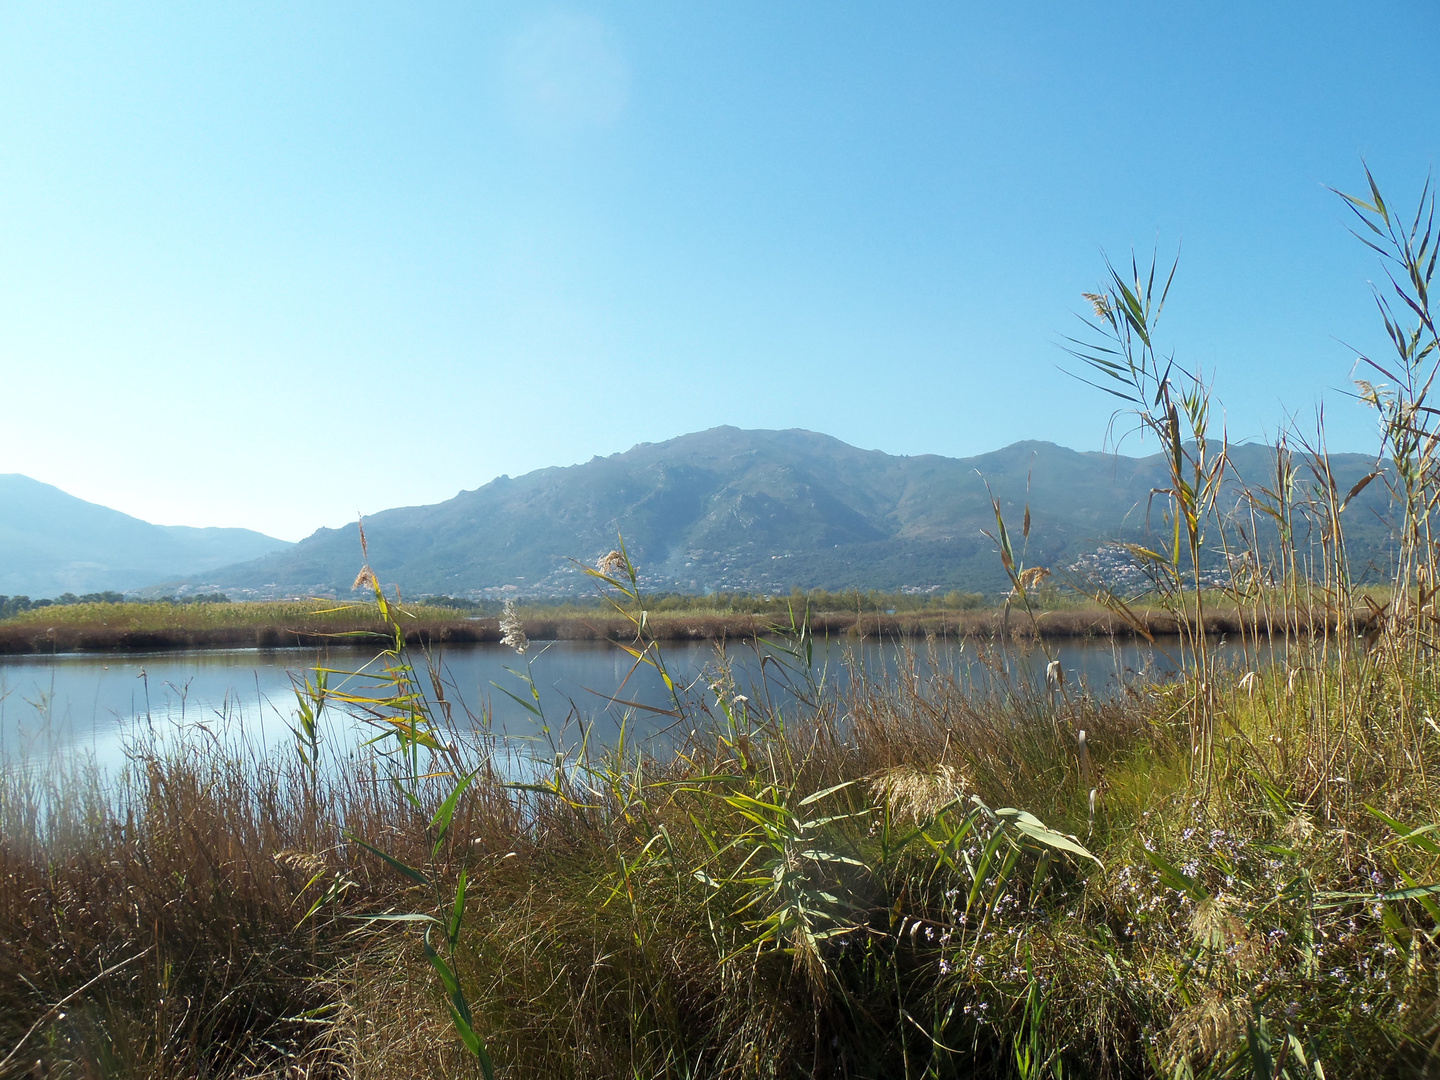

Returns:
184,427,1391,599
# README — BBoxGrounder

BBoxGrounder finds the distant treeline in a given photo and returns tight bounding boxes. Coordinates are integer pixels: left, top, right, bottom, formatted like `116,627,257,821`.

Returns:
0,592,230,618
417,588,991,616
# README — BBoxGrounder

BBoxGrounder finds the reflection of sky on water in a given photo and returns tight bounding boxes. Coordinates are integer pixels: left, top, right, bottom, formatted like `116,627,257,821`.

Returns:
0,635,1228,777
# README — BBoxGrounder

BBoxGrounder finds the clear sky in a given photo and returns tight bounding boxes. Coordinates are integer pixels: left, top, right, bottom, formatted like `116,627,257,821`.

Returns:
1,2,1436,541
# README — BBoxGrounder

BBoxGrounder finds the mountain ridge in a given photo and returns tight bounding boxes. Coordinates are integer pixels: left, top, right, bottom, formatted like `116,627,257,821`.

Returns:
0,474,293,597
175,427,1391,599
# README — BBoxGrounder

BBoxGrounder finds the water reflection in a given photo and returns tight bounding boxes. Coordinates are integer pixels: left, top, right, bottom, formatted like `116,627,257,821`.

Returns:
0,634,1235,775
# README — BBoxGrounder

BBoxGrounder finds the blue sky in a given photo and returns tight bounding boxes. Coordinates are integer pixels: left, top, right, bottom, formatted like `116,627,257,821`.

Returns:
0,2,1436,540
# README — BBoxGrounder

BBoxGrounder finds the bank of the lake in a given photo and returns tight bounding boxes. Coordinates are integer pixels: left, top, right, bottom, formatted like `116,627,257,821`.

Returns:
0,598,1374,655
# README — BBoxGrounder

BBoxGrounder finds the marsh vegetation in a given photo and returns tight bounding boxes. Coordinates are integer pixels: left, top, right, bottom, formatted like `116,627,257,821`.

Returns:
0,590,1386,657
4,170,1440,1079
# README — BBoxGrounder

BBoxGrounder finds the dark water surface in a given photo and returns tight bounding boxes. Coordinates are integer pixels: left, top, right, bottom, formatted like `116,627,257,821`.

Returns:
0,636,1212,773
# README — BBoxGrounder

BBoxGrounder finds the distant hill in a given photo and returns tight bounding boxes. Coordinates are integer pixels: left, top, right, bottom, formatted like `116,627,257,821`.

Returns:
186,427,1393,600
0,475,293,597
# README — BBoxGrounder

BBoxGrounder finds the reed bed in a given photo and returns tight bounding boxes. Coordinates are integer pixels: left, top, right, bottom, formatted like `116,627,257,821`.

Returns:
0,599,1381,656
0,600,490,655
5,631,1440,1078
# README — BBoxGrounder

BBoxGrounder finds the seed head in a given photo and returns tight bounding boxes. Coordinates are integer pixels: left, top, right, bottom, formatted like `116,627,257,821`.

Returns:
597,550,628,576
1018,566,1051,591
499,599,528,654
869,763,967,824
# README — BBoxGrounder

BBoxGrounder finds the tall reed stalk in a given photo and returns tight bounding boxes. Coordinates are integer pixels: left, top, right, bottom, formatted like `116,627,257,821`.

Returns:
1065,251,1231,778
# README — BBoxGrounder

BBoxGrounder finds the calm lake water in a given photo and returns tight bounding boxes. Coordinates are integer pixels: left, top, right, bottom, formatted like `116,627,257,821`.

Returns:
0,636,1209,773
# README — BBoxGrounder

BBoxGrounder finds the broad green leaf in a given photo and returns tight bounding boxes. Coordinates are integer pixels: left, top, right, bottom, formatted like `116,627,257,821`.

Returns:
1141,847,1206,901
449,867,468,947
346,832,430,886
490,680,544,718
424,932,461,996
1366,804,1440,855
798,780,855,807
449,1001,485,1061
996,808,1101,865
430,770,478,856
798,849,866,867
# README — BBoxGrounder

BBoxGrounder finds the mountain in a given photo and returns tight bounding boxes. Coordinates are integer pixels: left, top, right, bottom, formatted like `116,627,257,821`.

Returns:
0,475,293,597
187,427,1392,600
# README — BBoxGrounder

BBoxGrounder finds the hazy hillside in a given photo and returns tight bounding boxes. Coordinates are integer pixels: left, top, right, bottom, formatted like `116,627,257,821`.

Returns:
189,427,1392,600
0,475,293,597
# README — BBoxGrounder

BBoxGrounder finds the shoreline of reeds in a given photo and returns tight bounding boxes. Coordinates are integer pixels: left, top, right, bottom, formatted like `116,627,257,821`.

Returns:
4,636,1437,1078
0,601,1377,655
